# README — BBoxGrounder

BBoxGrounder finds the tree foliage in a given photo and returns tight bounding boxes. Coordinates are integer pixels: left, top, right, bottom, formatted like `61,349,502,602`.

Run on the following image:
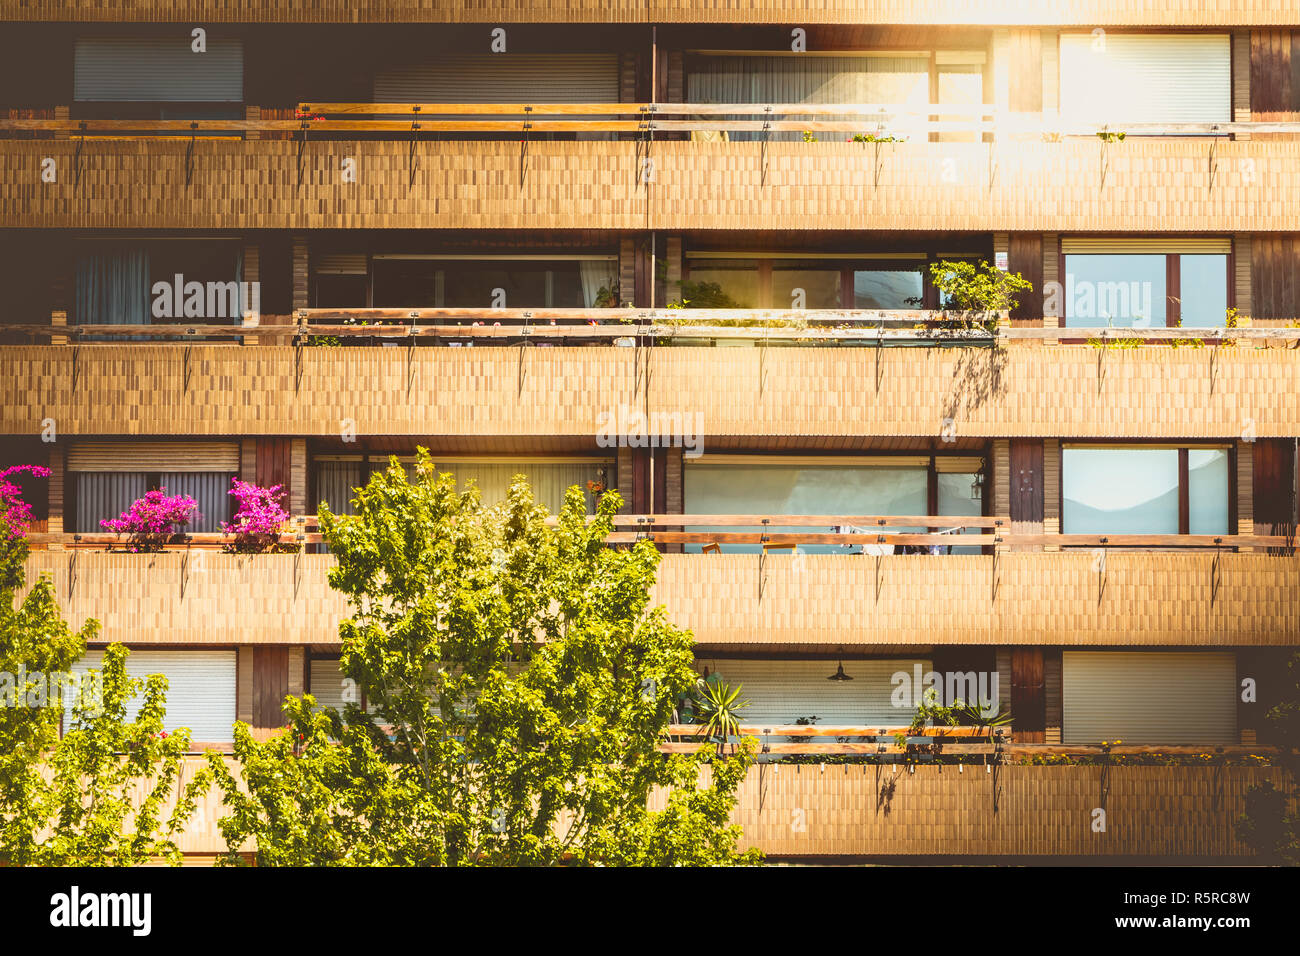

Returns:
209,450,760,865
0,490,208,865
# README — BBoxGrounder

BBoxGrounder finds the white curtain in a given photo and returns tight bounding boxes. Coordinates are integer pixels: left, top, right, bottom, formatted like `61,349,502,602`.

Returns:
74,472,148,533
435,461,612,515
684,464,929,553
74,242,150,325
686,55,930,142
579,261,617,308
158,471,232,532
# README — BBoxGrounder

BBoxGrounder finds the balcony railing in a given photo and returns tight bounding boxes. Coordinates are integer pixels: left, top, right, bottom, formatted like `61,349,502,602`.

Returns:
24,514,1296,553
11,309,1300,347
5,102,1300,141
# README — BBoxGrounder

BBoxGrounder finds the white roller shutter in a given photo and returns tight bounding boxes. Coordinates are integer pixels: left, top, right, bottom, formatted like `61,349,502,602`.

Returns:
65,650,236,744
75,37,244,102
68,442,239,472
1062,651,1236,745
308,658,351,714
1061,238,1232,254
375,53,618,103
1059,33,1230,124
701,658,931,727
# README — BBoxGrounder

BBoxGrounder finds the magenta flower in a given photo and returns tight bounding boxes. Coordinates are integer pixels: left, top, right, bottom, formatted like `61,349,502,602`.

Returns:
101,488,199,551
221,478,291,553
0,464,52,540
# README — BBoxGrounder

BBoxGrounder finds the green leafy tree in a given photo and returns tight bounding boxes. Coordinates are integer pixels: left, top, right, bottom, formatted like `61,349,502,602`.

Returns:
930,259,1033,316
209,450,759,866
0,489,208,865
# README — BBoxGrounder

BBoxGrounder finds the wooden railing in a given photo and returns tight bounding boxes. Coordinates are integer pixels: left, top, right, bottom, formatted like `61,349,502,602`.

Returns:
660,724,1279,757
662,724,1006,756
5,102,1300,140
10,309,1300,347
24,514,1296,553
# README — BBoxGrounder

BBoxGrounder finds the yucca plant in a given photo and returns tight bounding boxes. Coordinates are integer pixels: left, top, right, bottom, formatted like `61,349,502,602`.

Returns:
692,677,749,747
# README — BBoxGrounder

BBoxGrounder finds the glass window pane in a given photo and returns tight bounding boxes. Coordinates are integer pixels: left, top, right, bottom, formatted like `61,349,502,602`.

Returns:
682,261,759,308
684,464,928,554
1062,448,1180,533
936,472,984,554
773,268,840,308
1188,449,1229,534
1064,254,1166,328
1178,255,1228,327
854,269,924,308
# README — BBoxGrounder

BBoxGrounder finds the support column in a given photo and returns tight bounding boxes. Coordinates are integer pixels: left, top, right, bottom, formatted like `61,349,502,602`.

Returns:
1233,234,1252,320
1237,442,1255,552
46,444,65,546
1042,439,1060,551
241,240,261,343
239,439,257,483
618,238,637,308
236,646,254,726
992,439,1011,552
1041,233,1060,328
289,438,308,517
287,647,305,697
49,309,68,347
665,236,683,306
1044,649,1062,744
292,235,309,313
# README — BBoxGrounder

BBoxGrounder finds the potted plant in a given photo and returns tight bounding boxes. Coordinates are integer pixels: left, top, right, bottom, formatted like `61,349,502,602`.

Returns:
100,489,199,552
221,478,296,553
691,675,750,753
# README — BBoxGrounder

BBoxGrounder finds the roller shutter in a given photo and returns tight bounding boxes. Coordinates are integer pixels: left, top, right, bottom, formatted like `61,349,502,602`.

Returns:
1061,238,1232,254
66,650,236,743
700,658,932,727
1059,33,1230,124
68,442,240,472
308,658,352,714
374,54,618,103
1062,651,1236,745
74,37,244,102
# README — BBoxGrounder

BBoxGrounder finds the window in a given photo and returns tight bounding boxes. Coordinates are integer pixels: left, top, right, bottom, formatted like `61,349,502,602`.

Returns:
371,257,616,309
335,458,614,517
1058,33,1230,125
74,239,243,326
685,51,983,142
1061,446,1230,535
683,255,935,310
72,471,234,533
1061,243,1231,327
683,456,986,554
73,36,243,122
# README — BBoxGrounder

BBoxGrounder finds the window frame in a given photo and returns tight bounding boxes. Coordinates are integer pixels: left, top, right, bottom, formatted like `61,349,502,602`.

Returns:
1058,443,1237,537
1059,247,1234,328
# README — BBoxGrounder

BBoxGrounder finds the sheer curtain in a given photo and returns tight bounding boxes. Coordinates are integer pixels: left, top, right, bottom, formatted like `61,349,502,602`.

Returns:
579,260,617,308
74,242,150,325
686,55,930,142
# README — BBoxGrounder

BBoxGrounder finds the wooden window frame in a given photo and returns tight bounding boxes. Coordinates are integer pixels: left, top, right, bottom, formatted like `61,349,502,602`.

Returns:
1057,442,1237,538
1058,248,1235,328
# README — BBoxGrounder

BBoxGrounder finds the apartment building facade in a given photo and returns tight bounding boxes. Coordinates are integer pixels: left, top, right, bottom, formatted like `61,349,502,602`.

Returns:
2,1,1298,861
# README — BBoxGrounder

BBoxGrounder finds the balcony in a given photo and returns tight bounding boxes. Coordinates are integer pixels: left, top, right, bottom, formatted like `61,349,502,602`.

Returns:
144,754,1290,859
21,547,1299,647
0,0,1289,26
3,335,1298,439
3,104,1300,232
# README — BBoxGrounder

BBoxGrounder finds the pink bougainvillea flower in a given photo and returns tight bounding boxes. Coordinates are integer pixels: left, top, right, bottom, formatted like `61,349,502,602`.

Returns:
0,464,52,540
